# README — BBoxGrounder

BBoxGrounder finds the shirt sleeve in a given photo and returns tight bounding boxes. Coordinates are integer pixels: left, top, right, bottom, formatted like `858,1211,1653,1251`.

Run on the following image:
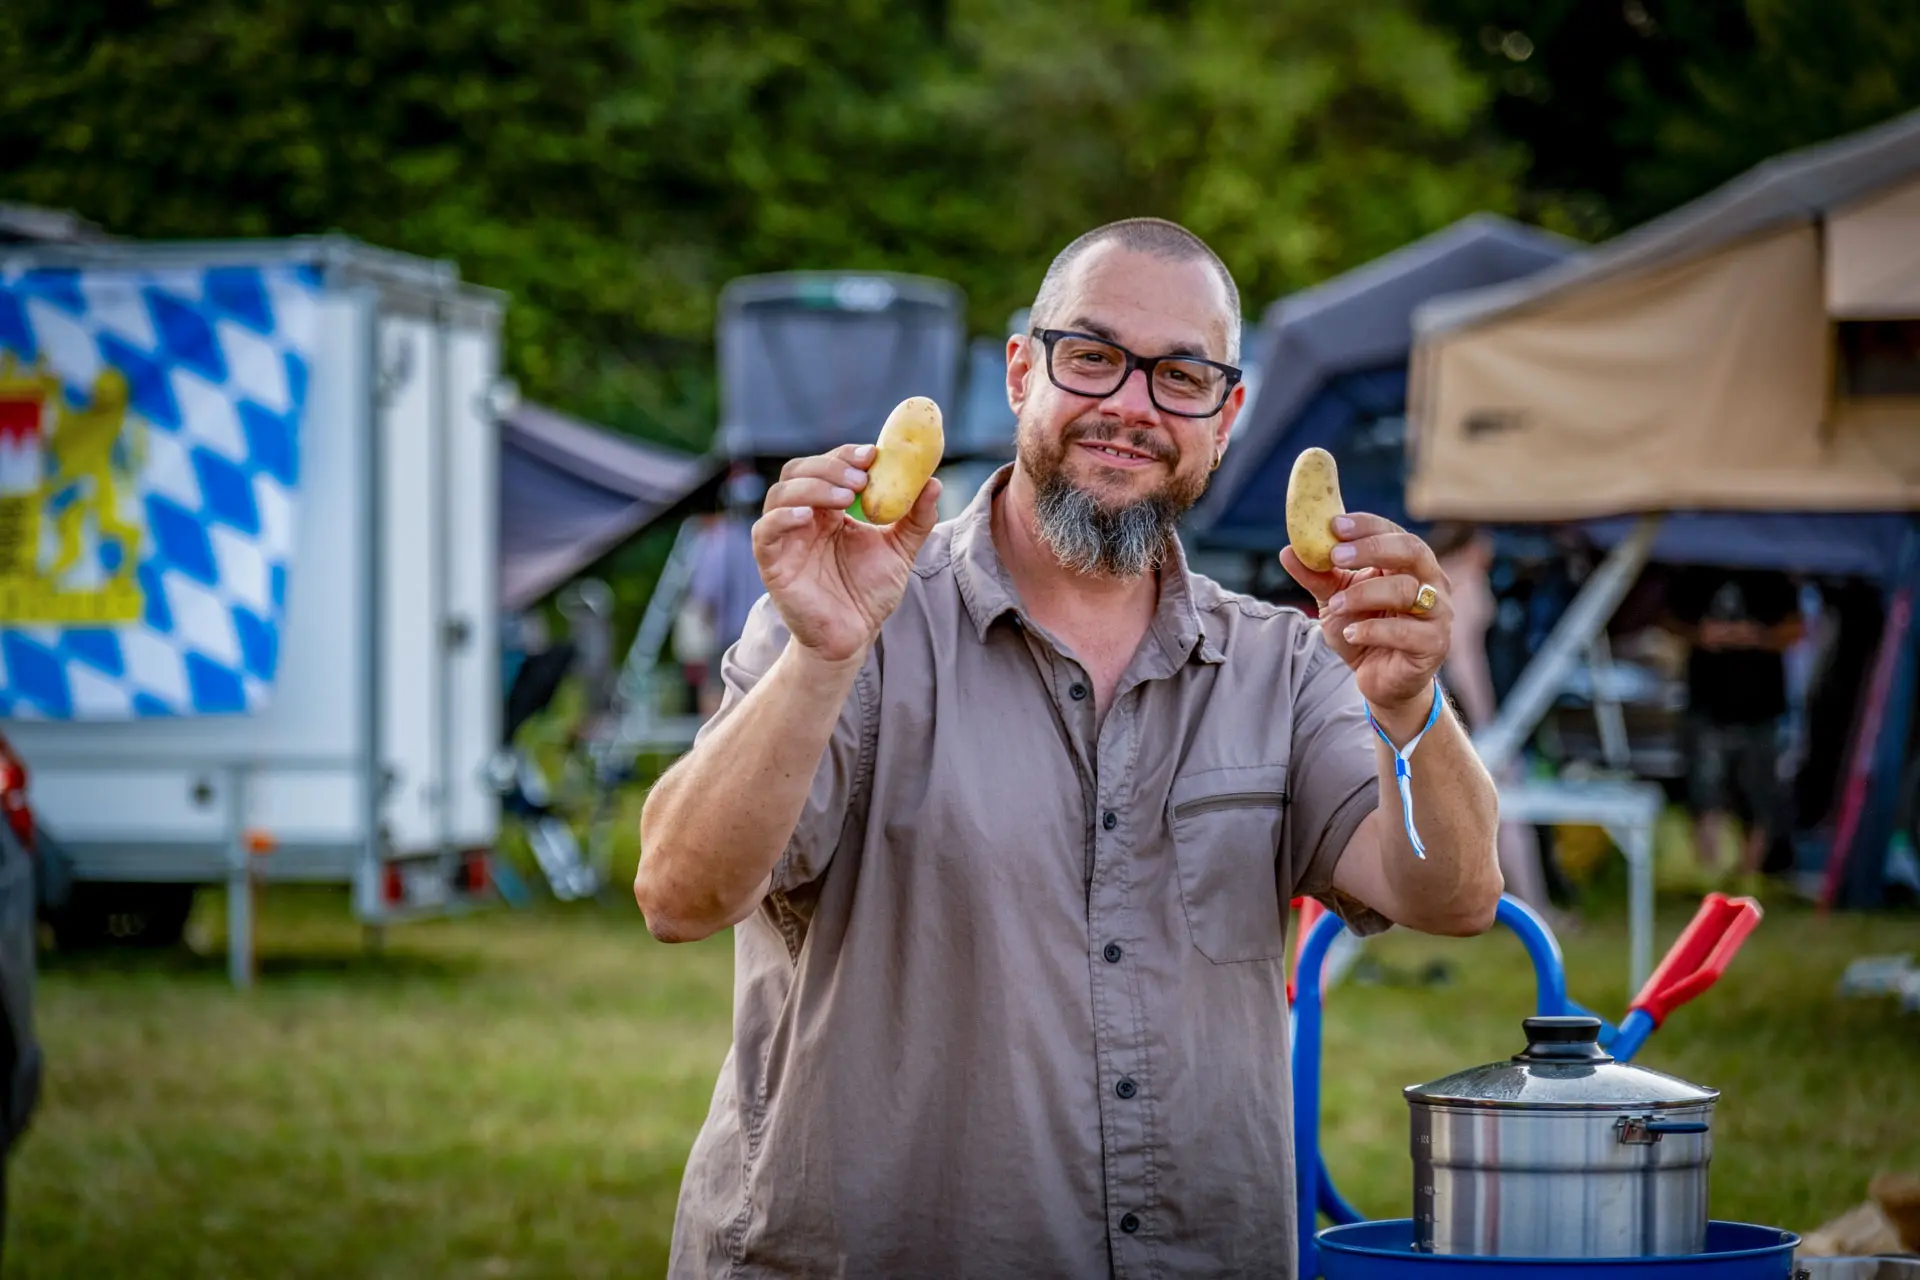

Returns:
1284,624,1393,938
689,593,878,892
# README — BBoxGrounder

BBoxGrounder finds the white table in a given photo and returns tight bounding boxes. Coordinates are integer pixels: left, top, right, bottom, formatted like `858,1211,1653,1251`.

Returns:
1497,777,1666,1000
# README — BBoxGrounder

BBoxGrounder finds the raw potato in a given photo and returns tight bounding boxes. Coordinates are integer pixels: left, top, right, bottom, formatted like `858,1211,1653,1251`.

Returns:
861,396,945,525
1285,446,1346,572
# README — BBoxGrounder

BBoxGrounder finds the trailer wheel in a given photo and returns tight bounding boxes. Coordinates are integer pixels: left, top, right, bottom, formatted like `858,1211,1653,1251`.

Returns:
46,883,196,952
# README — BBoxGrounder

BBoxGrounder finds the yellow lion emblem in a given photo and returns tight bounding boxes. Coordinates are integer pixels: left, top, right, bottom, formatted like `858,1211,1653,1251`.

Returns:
0,353,147,623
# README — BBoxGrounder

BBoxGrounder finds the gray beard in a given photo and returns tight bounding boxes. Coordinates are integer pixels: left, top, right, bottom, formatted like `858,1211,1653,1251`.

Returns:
1033,474,1179,578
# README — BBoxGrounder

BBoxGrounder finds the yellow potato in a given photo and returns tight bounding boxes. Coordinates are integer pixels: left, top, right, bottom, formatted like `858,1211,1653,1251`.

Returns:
1285,446,1346,572
861,396,945,525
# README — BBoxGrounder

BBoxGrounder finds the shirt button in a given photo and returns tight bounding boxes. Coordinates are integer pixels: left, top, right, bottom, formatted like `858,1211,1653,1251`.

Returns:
1069,683,1088,701
1103,942,1123,964
1120,1213,1141,1234
1115,1078,1138,1100
1102,811,1117,831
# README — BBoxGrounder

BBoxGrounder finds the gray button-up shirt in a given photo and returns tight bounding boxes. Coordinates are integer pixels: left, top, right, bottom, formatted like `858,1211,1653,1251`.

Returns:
668,465,1390,1279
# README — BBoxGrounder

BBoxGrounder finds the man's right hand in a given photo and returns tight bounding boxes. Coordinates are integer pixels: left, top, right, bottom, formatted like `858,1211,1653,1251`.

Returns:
753,444,943,665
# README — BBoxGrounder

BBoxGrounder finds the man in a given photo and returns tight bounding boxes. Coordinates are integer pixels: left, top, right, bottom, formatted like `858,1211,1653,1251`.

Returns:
679,463,770,717
637,218,1503,1278
1662,567,1804,883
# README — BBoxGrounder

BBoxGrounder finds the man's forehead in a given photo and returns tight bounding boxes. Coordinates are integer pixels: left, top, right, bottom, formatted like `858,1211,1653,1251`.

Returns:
1054,242,1234,361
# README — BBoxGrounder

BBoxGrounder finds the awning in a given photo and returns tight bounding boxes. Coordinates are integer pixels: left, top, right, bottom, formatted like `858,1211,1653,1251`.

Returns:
499,400,722,611
1408,106,1920,521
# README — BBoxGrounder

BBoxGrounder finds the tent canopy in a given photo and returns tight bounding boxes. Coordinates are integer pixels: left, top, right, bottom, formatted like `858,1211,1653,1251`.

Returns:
1408,107,1920,522
499,400,721,611
1186,214,1577,551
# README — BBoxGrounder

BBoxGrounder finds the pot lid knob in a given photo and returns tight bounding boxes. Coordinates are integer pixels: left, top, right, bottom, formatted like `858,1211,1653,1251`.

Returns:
1515,1015,1615,1064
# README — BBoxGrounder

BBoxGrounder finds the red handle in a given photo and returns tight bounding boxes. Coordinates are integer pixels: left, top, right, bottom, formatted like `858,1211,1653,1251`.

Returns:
1630,892,1763,1027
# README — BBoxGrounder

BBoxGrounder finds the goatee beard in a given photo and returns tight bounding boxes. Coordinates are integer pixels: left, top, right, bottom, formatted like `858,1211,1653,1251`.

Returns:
1032,470,1185,579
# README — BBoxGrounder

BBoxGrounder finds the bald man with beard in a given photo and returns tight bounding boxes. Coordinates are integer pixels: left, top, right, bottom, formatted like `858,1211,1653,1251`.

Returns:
637,217,1503,1280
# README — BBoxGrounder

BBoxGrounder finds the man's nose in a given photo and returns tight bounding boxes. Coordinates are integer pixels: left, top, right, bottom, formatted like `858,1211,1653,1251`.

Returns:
1099,367,1160,423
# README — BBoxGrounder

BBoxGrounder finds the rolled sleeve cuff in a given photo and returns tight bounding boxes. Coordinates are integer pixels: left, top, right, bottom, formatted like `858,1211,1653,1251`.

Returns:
1298,776,1393,939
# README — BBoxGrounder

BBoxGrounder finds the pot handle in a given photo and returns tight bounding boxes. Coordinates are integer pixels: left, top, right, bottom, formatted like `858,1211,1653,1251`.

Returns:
1616,1116,1712,1144
1629,892,1764,1029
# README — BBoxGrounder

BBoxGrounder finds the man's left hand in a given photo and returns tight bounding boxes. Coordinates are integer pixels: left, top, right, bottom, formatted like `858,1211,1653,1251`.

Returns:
1280,513,1451,734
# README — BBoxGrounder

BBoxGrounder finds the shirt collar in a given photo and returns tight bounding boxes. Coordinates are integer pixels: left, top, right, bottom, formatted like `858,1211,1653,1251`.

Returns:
950,463,1224,667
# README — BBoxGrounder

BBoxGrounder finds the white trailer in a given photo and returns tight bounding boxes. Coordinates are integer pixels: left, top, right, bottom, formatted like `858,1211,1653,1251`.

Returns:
0,235,505,984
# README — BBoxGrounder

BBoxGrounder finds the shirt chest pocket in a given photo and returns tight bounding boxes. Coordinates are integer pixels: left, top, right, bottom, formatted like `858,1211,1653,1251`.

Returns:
1166,763,1290,965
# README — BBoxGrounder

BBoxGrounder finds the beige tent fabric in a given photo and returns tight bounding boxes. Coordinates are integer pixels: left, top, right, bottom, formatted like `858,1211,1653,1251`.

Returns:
1828,173,1920,318
1407,223,1920,519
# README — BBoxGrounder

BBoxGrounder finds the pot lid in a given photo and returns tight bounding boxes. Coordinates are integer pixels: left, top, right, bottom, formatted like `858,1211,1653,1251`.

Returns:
1403,1016,1720,1111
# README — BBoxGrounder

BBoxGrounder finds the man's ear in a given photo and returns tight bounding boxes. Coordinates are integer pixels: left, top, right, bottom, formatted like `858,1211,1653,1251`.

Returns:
1212,381,1246,457
1006,333,1034,416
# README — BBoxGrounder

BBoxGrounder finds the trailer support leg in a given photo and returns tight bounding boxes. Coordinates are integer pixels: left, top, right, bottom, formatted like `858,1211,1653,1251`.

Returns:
226,766,255,990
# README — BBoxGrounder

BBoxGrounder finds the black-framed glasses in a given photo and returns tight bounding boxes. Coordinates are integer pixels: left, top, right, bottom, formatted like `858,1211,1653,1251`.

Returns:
1030,327,1242,418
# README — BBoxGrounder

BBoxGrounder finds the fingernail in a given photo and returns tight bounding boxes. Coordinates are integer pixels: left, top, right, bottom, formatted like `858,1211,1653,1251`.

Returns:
789,506,812,521
1343,624,1360,643
1327,592,1346,613
854,445,875,461
1332,544,1357,565
843,467,866,487
829,486,854,504
1332,516,1355,536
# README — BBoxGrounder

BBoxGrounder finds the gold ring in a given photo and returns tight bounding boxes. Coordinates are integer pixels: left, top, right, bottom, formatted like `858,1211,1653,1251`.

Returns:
1409,583,1438,616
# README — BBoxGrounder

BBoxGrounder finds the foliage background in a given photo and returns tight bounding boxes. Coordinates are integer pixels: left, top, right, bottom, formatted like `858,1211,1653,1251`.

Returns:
7,1,1918,453
3,0,1917,626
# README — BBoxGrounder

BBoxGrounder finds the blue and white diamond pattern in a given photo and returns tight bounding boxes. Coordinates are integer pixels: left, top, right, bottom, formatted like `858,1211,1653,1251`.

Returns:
0,261,321,719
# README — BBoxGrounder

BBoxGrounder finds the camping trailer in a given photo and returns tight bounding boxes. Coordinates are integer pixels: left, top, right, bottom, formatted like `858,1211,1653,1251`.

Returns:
0,235,506,982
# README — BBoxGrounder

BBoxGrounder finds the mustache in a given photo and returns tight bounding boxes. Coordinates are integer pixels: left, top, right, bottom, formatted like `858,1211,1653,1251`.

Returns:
1063,418,1176,463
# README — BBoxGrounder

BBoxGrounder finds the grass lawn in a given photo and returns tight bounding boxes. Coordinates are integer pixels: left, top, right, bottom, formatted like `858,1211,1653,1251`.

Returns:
11,869,1920,1279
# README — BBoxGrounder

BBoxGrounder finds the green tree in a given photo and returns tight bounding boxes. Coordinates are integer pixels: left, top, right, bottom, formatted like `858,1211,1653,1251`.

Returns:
1,0,1527,455
1419,0,1920,237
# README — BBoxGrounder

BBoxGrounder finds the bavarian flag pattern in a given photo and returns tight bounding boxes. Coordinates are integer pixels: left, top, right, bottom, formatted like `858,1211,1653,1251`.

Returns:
0,261,319,719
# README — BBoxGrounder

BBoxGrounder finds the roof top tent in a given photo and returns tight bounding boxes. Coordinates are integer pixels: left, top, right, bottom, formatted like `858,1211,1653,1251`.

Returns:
1183,214,1577,582
1409,105,1920,523
1407,105,1920,921
0,233,509,984
715,271,971,466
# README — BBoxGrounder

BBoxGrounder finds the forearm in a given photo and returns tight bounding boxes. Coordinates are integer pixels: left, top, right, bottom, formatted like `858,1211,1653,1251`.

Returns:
635,641,864,941
1367,694,1503,934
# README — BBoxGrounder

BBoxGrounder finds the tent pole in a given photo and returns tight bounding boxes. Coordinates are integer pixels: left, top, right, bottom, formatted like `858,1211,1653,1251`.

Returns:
1587,630,1633,770
1475,515,1664,776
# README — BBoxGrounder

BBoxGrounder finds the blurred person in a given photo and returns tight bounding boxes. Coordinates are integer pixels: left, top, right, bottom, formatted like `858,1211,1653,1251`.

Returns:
1430,522,1561,921
637,218,1501,1279
677,463,769,717
1661,566,1804,882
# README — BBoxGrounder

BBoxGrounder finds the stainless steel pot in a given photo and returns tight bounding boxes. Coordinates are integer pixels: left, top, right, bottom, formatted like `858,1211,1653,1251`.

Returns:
1404,1014,1719,1258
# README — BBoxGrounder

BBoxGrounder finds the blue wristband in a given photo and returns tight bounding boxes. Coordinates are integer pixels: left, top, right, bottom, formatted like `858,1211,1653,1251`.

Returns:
1367,678,1445,859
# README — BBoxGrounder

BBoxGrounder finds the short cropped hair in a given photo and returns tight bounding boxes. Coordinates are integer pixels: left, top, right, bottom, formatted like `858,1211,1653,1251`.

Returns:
1029,218,1242,365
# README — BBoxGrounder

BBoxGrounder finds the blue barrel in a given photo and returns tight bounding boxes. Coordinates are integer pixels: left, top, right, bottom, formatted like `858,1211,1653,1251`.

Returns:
1317,1221,1801,1278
